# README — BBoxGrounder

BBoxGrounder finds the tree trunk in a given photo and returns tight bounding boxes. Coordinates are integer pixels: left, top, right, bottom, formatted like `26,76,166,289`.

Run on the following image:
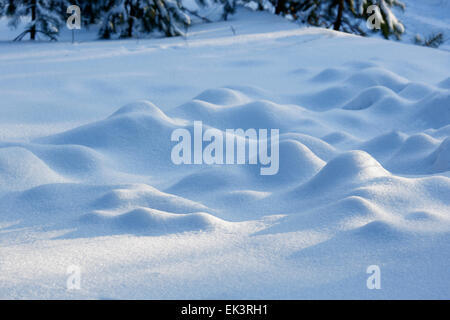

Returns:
127,1,134,38
30,0,36,40
333,0,344,31
257,0,264,11
127,17,134,38
275,0,286,15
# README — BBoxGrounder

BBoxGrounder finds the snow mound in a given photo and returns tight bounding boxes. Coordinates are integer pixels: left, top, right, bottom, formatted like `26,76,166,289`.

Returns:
194,88,251,106
296,86,353,111
281,133,337,161
220,100,302,130
259,140,324,184
224,85,269,99
236,139,327,187
385,133,443,174
398,82,436,101
359,131,407,160
5,183,108,219
438,77,450,89
413,91,450,129
22,144,106,178
343,86,398,110
172,99,306,131
405,211,440,222
321,131,359,146
425,125,450,139
262,196,380,234
81,207,231,235
92,184,209,213
394,133,439,154
109,100,173,122
0,147,66,192
343,60,379,70
40,101,180,173
42,112,173,149
428,137,450,173
345,67,409,92
166,168,247,197
310,67,347,83
351,220,406,242
303,151,389,189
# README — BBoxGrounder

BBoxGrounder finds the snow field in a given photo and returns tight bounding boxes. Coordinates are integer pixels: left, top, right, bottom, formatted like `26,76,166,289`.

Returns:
0,8,449,299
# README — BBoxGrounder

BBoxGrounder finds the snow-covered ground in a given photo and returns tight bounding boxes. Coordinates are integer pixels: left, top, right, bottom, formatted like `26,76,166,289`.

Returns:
0,7,449,299
398,0,450,51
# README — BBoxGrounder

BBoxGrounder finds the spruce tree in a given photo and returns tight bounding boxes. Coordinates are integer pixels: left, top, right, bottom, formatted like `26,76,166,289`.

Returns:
322,0,363,34
246,0,404,39
98,0,191,38
79,0,105,25
5,0,68,41
98,0,239,38
358,0,405,39
220,0,236,20
64,0,105,26
0,0,236,40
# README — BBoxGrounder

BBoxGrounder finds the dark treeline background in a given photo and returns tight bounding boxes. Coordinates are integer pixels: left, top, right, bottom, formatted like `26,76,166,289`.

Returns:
0,0,407,41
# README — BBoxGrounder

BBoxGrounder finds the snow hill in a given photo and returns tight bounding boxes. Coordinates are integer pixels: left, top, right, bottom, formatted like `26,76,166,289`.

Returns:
0,8,449,299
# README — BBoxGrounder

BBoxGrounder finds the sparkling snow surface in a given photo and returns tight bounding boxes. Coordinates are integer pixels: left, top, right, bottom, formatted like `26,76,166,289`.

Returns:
0,8,449,299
